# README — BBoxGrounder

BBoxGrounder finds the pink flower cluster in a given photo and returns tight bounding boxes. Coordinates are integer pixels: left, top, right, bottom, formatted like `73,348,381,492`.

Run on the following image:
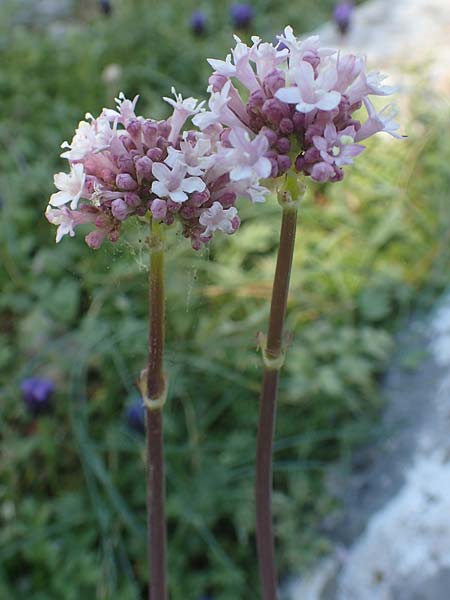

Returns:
46,91,256,249
46,27,400,249
198,26,401,184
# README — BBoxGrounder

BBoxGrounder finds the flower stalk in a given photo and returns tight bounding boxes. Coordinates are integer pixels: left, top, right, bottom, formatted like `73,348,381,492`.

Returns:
145,218,168,600
256,174,303,600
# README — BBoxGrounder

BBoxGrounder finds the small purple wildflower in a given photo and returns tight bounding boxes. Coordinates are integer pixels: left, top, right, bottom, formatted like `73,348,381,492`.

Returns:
334,1,353,35
21,378,54,416
190,10,208,36
126,401,146,435
98,0,112,16
230,3,254,29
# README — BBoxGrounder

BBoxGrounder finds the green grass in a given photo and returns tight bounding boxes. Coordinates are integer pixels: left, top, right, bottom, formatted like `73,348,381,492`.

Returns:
1,1,450,598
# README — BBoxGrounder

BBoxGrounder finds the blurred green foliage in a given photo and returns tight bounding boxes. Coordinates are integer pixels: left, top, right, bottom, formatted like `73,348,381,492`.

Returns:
1,0,450,598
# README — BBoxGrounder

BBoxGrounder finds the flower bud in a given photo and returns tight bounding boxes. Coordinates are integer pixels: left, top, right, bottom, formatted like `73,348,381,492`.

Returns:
230,3,254,29
21,378,54,417
151,199,167,220
111,198,129,221
125,401,146,435
116,173,138,191
147,147,164,162
125,192,141,207
334,1,353,35
135,156,153,182
126,119,142,138
190,10,208,36
277,154,292,173
279,118,294,135
190,190,210,207
117,155,136,175
209,73,227,92
276,137,291,154
311,161,335,182
262,69,286,96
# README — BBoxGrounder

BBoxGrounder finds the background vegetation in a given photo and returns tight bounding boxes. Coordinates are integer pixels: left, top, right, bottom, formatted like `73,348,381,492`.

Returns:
1,0,449,598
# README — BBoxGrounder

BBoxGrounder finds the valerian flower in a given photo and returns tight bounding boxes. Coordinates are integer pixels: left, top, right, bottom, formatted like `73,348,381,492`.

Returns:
46,89,268,250
198,26,401,185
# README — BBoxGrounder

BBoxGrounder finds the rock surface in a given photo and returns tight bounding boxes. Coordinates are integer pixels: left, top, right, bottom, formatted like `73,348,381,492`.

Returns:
289,296,450,600
317,0,450,94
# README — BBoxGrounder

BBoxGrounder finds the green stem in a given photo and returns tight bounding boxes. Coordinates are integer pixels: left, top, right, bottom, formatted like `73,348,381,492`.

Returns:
146,219,167,600
256,182,300,600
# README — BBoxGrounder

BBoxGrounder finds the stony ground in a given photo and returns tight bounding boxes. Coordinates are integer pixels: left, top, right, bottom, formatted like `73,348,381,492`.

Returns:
290,1,450,598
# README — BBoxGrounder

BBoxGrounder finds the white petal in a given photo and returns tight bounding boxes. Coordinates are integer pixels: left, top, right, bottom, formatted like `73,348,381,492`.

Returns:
295,101,316,113
230,165,253,181
152,162,171,181
182,177,206,193
151,181,168,198
49,190,72,207
169,190,188,203
275,87,302,104
316,91,341,111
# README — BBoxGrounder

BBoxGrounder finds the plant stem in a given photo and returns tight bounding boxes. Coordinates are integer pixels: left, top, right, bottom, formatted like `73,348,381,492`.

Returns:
256,202,298,600
146,219,167,600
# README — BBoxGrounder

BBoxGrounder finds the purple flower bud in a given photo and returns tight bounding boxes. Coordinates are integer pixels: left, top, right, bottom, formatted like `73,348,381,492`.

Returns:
216,191,236,208
276,137,291,154
100,169,117,185
334,1,353,35
209,73,227,92
304,147,321,163
262,98,289,127
190,10,208,36
277,154,292,174
190,190,210,207
293,112,306,134
248,89,265,111
147,147,164,162
21,378,54,416
180,205,196,219
151,199,167,220
85,229,106,249
135,156,153,182
111,198,129,221
260,127,278,146
143,120,159,146
126,119,142,138
311,161,335,182
125,192,141,207
117,155,136,175
116,173,138,191
262,69,286,97
157,121,171,139
125,401,146,435
279,118,294,135
295,155,306,172
230,3,254,29
156,136,168,151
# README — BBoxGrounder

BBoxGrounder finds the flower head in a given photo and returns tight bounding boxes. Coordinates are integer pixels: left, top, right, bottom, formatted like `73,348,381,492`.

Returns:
21,378,54,417
230,4,255,29
47,93,247,249
200,26,400,184
190,10,207,36
334,1,353,35
125,400,146,435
